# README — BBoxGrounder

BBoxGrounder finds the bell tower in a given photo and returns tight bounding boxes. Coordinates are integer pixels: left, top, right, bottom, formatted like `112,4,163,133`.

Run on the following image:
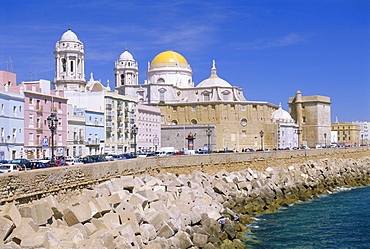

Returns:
114,50,139,90
53,29,86,91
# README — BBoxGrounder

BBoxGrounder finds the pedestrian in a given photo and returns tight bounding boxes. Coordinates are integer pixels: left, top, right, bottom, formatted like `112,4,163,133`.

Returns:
219,217,226,233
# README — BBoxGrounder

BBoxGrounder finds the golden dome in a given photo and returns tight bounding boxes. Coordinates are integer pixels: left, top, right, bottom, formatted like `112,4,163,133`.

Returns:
150,50,189,68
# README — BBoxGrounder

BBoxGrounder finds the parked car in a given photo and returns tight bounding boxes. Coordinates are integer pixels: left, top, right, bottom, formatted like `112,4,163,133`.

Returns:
29,161,48,170
0,164,19,173
111,155,126,160
10,158,31,170
0,160,9,165
122,153,136,159
65,159,84,166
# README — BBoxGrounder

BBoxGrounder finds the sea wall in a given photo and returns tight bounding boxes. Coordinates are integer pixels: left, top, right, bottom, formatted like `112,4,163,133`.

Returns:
0,146,369,204
0,156,369,248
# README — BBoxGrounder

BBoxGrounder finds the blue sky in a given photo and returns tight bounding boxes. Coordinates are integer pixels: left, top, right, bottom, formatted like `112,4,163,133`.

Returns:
0,0,369,122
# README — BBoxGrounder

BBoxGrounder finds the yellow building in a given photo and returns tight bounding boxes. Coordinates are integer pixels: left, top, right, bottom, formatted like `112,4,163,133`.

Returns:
331,122,360,146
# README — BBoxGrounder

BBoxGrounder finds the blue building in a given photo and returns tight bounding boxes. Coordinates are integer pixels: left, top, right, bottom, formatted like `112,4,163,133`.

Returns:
85,110,105,155
0,81,24,160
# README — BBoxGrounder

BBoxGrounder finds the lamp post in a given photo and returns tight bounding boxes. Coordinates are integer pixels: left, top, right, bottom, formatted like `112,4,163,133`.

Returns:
206,128,212,153
361,134,364,145
259,130,264,151
296,129,302,148
324,133,327,148
131,124,138,156
47,113,58,167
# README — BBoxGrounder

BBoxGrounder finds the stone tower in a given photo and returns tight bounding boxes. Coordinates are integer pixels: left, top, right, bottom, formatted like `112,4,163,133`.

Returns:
288,90,331,147
114,50,139,88
53,29,86,91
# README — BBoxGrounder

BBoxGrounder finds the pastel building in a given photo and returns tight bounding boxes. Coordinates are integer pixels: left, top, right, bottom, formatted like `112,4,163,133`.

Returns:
53,30,139,156
0,70,24,160
67,105,86,157
137,104,161,152
22,80,68,159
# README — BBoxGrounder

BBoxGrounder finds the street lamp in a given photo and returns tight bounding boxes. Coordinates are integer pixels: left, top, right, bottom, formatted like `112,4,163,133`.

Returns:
295,129,302,148
206,128,212,153
47,113,58,167
361,134,364,145
131,124,138,156
324,133,327,148
259,130,264,151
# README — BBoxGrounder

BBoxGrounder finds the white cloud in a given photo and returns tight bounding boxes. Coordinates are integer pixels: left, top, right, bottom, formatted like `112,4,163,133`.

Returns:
233,33,306,50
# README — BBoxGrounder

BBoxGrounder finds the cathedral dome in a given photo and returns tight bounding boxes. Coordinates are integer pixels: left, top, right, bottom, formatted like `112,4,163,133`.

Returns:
197,60,232,88
150,50,189,68
60,29,79,42
119,50,134,60
272,104,295,123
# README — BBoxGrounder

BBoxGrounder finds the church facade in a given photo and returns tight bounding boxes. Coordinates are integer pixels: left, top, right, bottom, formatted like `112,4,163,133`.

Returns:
115,50,294,151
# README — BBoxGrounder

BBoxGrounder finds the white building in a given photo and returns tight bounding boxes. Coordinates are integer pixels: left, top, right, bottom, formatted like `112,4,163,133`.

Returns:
137,104,161,152
271,104,299,149
353,121,369,145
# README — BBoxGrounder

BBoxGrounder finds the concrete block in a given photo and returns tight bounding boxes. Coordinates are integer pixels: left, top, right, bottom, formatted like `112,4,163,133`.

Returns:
117,210,139,233
0,203,22,227
136,189,159,202
19,234,48,249
70,203,92,223
174,231,193,249
144,210,165,231
115,198,133,213
115,223,136,244
107,190,128,206
157,223,174,239
91,196,112,214
101,212,120,230
129,193,148,209
0,216,14,241
193,233,208,247
2,243,22,249
82,222,97,237
53,241,77,249
5,218,38,244
139,223,156,243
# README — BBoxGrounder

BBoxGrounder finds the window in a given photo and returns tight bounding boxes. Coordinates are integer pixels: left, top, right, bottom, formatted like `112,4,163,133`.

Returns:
1,104,4,115
29,114,34,128
191,119,197,124
302,117,306,123
192,106,197,111
241,119,247,126
241,105,246,111
70,61,74,72
61,58,66,72
203,93,210,101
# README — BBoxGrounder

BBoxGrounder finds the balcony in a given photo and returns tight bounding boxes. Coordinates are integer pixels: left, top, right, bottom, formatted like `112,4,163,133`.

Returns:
125,117,129,123
117,105,123,111
124,107,129,112
107,116,113,121
36,105,43,112
117,116,122,122
106,103,112,109
36,124,43,131
106,127,112,132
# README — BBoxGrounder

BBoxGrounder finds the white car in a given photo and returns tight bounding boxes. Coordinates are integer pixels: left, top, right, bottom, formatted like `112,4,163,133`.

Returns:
0,164,19,173
65,159,84,166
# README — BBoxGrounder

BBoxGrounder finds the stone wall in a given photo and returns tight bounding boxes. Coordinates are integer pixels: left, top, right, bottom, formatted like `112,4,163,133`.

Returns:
0,151,369,248
0,146,369,204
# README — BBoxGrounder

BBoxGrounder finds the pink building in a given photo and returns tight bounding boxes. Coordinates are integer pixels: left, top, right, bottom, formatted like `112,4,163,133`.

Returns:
22,80,68,159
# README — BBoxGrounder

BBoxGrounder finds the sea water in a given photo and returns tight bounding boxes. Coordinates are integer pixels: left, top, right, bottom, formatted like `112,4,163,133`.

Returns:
245,185,370,249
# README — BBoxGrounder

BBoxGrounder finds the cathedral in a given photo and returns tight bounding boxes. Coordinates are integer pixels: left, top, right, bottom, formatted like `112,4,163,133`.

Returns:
51,29,330,153
115,50,294,151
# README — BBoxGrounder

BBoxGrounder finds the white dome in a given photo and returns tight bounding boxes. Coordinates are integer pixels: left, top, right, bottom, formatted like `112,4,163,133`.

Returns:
60,29,79,42
119,50,134,60
272,105,295,123
197,60,232,88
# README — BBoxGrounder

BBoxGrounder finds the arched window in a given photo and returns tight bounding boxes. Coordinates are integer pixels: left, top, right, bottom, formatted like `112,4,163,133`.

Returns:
70,61,74,72
61,58,66,72
171,120,178,125
120,74,125,85
157,78,165,83
191,119,197,124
